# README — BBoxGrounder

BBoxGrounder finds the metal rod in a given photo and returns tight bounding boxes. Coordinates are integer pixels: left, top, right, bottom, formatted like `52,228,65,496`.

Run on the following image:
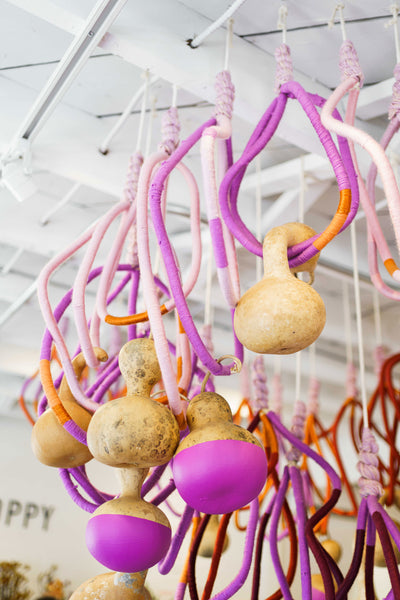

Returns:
40,182,81,225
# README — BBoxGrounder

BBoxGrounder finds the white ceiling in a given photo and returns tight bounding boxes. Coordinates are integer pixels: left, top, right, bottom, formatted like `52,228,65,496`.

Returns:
1,0,400,419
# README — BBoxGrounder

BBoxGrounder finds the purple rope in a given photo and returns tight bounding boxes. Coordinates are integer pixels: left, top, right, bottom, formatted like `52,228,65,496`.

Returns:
268,467,292,600
150,478,176,506
290,465,311,599
158,504,194,575
58,468,99,513
141,463,170,498
69,465,113,503
127,269,140,341
150,117,237,377
336,497,368,600
209,498,259,600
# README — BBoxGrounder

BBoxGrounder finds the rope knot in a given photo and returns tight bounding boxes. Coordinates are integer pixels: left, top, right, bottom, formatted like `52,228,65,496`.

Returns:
123,151,143,204
339,40,364,85
158,107,180,155
286,400,306,463
251,356,268,411
389,63,400,120
357,427,383,497
214,70,235,120
274,43,293,95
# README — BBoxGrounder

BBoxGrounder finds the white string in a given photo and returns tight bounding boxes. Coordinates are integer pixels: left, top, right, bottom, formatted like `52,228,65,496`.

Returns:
385,4,400,64
188,0,247,48
224,18,234,71
204,232,214,326
135,70,150,152
295,351,302,403
277,3,288,45
298,155,305,224
309,343,316,380
328,3,347,42
342,280,353,365
144,95,157,158
172,83,179,108
372,287,383,347
350,222,368,429
255,154,263,282
274,355,282,376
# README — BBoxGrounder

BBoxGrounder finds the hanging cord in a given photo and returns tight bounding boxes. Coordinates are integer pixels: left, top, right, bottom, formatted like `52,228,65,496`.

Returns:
274,2,292,95
357,428,383,498
342,280,359,399
145,95,157,158
372,288,386,376
271,357,283,416
136,70,150,153
327,3,347,41
286,400,307,463
224,18,234,71
255,154,263,282
187,0,247,48
386,4,400,64
307,344,320,417
251,356,269,412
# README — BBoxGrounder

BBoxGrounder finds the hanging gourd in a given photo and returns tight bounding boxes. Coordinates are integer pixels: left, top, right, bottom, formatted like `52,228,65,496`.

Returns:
234,222,326,354
172,361,268,514
70,570,151,600
85,338,180,571
31,348,107,468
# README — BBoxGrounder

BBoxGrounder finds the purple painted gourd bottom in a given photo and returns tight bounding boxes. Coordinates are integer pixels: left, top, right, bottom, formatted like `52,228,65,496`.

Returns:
311,587,325,600
86,513,171,572
172,438,268,514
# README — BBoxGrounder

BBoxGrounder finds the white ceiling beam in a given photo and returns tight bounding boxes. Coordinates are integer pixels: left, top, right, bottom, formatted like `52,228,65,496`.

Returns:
241,154,334,197
357,77,393,120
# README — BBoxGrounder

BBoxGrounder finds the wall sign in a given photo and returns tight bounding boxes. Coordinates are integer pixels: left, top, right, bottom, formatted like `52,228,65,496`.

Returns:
0,499,55,530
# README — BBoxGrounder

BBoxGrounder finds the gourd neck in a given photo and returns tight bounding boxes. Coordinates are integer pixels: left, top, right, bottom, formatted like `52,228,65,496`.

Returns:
117,466,149,499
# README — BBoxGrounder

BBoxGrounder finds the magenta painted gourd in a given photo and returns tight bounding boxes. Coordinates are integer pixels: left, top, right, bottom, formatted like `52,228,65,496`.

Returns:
172,390,268,514
85,338,180,571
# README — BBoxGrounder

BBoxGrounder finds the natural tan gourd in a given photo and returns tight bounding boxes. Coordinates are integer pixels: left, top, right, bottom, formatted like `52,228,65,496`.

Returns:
198,514,229,558
87,338,180,468
70,570,151,600
321,538,342,563
31,347,107,468
234,223,326,354
85,338,178,572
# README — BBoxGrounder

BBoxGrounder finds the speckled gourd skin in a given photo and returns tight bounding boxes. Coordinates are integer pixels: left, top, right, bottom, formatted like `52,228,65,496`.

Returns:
234,223,326,355
87,338,180,468
175,391,263,454
93,466,170,527
70,570,151,600
31,348,108,468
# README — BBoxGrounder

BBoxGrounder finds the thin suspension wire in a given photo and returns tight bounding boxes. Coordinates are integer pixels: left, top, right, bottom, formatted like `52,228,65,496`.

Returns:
172,84,179,109
298,155,305,224
135,70,150,152
372,287,383,347
385,4,400,64
277,2,288,45
224,18,234,71
144,95,157,158
187,0,248,48
328,3,347,41
295,351,302,403
342,280,353,366
309,343,316,380
350,221,368,428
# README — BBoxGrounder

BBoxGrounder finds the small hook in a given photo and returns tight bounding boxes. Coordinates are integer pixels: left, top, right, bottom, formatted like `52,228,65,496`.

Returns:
277,2,288,45
201,354,242,392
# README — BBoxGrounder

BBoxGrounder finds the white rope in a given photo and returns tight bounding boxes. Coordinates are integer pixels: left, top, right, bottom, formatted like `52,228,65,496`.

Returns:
295,351,302,403
224,18,234,71
309,343,316,380
328,3,347,42
274,355,282,376
298,155,306,224
188,0,247,48
277,3,288,45
172,83,179,108
350,222,368,429
135,70,149,152
372,287,383,347
204,231,214,326
386,4,400,64
342,280,353,366
255,154,263,282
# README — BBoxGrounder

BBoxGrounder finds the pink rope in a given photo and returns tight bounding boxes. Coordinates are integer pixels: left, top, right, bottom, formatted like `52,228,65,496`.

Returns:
321,76,400,258
307,376,320,416
176,314,192,393
274,43,293,95
389,63,400,120
339,40,364,85
123,151,143,204
373,345,386,377
201,71,240,309
251,356,269,411
346,361,358,399
357,427,383,498
286,400,306,463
